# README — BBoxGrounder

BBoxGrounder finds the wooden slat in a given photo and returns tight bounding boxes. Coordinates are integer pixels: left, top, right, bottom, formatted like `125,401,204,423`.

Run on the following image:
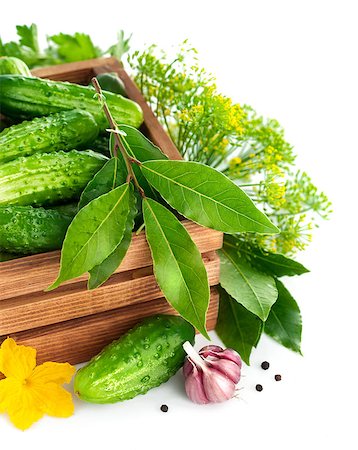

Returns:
0,252,219,335
3,288,219,365
32,57,120,84
0,221,222,301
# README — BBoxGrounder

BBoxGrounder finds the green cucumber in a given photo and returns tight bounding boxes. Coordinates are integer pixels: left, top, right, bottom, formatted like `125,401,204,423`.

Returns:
0,205,73,254
0,150,107,207
0,57,32,76
90,135,110,157
92,72,127,96
0,75,143,130
0,109,99,164
74,315,195,403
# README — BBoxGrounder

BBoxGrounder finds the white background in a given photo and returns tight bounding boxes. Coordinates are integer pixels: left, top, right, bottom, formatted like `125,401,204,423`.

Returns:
1,1,357,448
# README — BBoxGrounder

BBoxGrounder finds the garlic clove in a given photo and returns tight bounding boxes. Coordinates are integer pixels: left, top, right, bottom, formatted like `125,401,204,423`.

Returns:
183,357,194,378
208,358,241,384
202,368,236,403
199,345,223,357
185,365,210,404
219,349,242,369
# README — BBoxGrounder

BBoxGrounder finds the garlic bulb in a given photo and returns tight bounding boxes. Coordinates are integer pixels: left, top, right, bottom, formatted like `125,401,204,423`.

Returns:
183,342,242,404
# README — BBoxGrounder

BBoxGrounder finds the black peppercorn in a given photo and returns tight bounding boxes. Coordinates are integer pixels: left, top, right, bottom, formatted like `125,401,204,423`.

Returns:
160,404,169,412
275,374,282,381
261,361,270,370
255,384,263,392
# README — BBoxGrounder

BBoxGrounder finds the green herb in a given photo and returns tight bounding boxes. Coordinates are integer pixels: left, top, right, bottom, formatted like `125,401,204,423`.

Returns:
141,160,279,234
48,183,132,290
143,198,210,338
265,279,302,354
219,246,278,321
236,241,309,277
88,197,137,289
216,288,263,365
78,157,127,209
48,33,100,63
129,43,332,256
0,24,131,68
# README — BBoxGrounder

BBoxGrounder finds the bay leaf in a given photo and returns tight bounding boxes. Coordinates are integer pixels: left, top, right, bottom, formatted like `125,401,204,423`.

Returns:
219,245,278,321
48,182,131,290
143,197,210,338
243,246,309,277
110,125,167,198
141,160,279,234
265,279,302,354
114,124,168,161
216,288,263,365
78,157,127,209
88,189,137,289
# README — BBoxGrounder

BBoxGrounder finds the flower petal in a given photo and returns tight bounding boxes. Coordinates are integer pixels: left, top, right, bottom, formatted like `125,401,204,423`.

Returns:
31,382,74,418
30,361,75,385
0,338,36,380
0,378,43,430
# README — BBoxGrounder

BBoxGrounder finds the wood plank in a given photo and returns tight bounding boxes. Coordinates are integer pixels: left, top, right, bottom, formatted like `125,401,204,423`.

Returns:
0,252,219,335
3,288,219,365
32,57,120,84
0,221,222,301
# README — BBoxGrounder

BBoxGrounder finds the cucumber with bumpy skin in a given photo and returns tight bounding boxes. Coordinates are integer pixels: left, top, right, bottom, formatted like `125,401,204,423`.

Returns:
0,75,143,130
0,109,99,164
92,72,127,96
74,315,195,404
0,57,32,76
0,205,73,254
0,150,108,207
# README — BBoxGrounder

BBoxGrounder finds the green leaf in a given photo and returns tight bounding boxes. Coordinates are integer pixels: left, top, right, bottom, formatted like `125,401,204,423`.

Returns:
265,279,302,354
48,183,131,290
141,160,279,234
106,30,132,60
242,246,309,277
16,24,39,53
119,125,168,161
48,32,99,62
219,245,278,321
143,197,210,338
216,288,263,365
110,125,167,198
78,157,127,209
88,191,137,289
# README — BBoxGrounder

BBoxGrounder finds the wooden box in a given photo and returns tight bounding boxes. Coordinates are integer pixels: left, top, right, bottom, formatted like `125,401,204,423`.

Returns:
0,58,222,365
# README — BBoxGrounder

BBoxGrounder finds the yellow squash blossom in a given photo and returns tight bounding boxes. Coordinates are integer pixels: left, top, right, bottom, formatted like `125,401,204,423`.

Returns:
0,338,75,430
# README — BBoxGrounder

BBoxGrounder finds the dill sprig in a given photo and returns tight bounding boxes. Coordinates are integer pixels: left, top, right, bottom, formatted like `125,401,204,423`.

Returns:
129,42,332,255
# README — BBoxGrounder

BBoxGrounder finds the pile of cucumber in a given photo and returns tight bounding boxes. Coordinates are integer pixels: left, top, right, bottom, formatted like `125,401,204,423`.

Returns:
0,56,143,259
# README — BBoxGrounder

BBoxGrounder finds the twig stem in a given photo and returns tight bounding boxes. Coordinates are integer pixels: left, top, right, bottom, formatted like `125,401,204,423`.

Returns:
92,77,145,197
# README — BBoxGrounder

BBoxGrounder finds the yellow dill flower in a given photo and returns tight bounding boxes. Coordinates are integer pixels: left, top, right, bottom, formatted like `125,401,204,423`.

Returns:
0,338,75,430
230,157,242,166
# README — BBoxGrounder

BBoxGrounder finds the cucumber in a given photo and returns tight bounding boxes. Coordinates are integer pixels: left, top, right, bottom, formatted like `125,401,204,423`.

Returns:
0,75,143,130
93,72,127,97
74,315,195,403
0,150,108,207
0,57,32,76
49,202,78,217
0,205,73,254
0,109,99,164
90,135,110,157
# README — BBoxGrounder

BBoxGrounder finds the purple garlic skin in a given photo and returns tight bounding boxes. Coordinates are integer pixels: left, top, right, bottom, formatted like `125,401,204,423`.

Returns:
183,342,242,405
